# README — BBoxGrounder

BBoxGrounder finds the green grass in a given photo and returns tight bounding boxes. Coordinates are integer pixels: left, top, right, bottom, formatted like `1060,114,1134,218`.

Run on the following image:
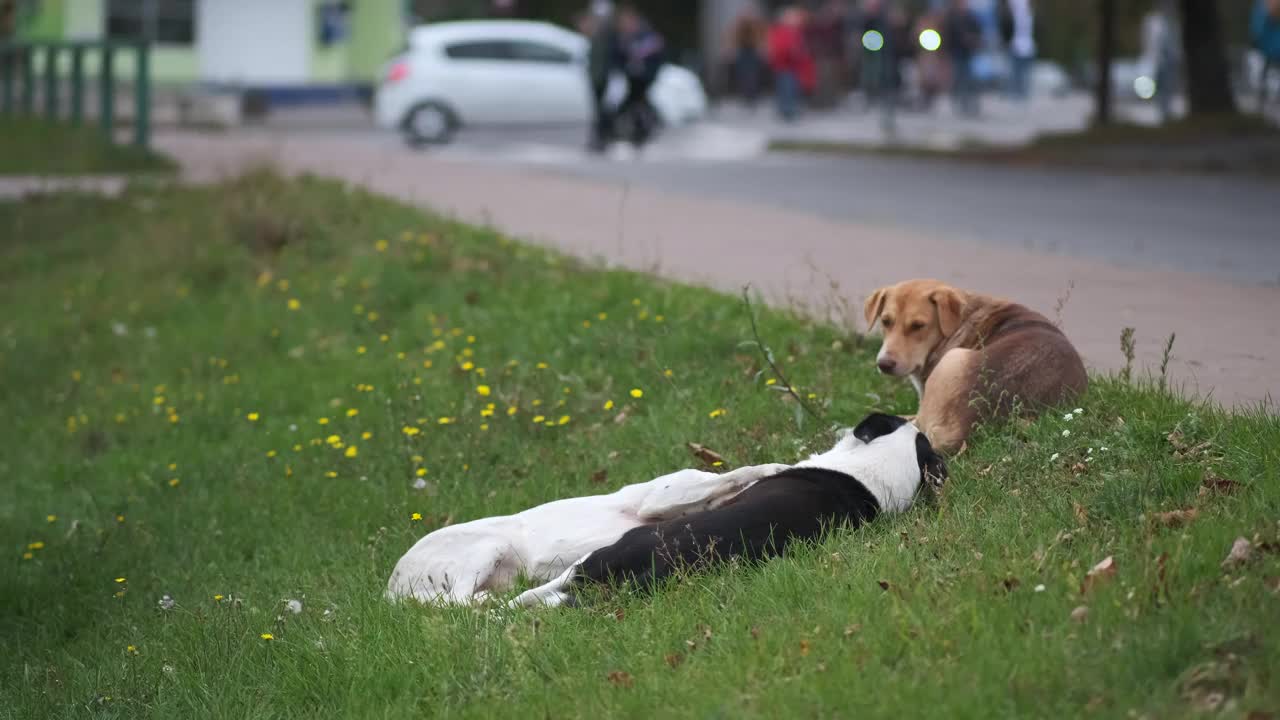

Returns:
0,118,176,175
2,172,1277,719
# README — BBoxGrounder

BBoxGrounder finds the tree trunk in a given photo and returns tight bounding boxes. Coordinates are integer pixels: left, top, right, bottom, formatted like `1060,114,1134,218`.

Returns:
1095,0,1115,125
1178,0,1238,115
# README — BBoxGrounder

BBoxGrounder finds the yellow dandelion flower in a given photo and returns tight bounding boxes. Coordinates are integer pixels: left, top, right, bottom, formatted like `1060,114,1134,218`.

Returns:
266,450,277,458
213,594,224,601
563,387,572,395
115,577,126,584
766,378,778,386
422,360,433,369
168,413,180,424
168,478,180,487
27,541,44,550
375,239,389,252
712,461,724,467
507,406,518,416
356,346,367,355
71,370,82,382
277,279,290,292
709,408,727,418
326,434,341,446
532,399,543,407
467,335,476,344
598,312,608,320
397,352,407,360
293,444,302,452
260,633,274,641
345,446,358,458
655,315,665,323
450,328,463,337
535,362,548,370
532,415,546,423
663,369,673,378
318,417,330,425
325,471,338,478
604,400,615,410
558,415,571,426
402,426,421,436
247,412,260,422
415,468,427,477
46,515,56,523
437,417,453,425
807,393,817,400
480,408,495,418
476,385,491,397
287,298,301,311
127,645,137,654
637,310,650,321
380,334,390,343
582,320,592,329
461,361,475,372
361,431,372,440
22,552,33,560
480,423,490,431
476,367,486,377
285,466,293,477
116,515,125,523
346,408,359,418
630,388,644,399
461,347,474,358
367,311,380,322
168,463,177,471
115,413,126,424
411,512,422,521
632,298,642,306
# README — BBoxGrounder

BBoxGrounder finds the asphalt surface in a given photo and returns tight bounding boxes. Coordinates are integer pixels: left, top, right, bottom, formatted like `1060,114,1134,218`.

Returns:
414,123,1280,287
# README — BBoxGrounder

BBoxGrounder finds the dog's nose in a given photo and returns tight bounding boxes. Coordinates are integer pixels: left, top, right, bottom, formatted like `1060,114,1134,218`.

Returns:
877,358,897,374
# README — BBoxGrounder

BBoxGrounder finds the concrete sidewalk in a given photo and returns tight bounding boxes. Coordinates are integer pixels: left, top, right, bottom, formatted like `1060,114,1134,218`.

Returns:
155,131,1279,411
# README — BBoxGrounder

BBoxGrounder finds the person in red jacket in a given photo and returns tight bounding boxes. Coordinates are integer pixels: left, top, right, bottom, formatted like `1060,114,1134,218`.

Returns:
767,6,815,121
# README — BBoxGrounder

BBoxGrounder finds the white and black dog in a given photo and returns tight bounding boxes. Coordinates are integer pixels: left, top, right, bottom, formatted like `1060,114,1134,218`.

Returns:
386,460,792,605
509,413,946,608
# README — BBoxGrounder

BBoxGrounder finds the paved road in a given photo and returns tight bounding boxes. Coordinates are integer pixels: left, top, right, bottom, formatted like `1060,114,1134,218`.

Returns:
156,127,1280,409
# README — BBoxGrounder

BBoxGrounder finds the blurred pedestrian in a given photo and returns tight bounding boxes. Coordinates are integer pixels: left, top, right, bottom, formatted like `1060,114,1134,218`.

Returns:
727,10,768,107
767,6,815,121
999,0,1036,100
614,5,665,148
1253,0,1280,110
807,1,849,109
1141,0,1180,123
943,0,983,116
579,2,617,153
913,8,951,111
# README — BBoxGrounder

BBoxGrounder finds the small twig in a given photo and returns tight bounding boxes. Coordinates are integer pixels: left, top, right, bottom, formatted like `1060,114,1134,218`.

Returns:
741,285,825,423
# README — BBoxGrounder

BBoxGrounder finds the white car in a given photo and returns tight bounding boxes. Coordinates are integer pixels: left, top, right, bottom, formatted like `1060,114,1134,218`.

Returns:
375,20,708,145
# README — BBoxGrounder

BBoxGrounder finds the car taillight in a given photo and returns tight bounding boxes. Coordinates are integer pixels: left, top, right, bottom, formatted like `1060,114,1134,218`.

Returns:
386,61,410,83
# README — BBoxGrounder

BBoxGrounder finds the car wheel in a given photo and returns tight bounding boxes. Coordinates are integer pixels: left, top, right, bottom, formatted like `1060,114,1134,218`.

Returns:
402,101,457,146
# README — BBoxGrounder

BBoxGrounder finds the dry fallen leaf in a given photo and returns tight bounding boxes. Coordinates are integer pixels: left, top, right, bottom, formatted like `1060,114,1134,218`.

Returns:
613,412,629,425
877,580,891,591
1221,537,1253,570
749,626,761,640
1265,576,1280,595
1070,605,1090,623
799,640,811,657
1199,474,1241,497
590,469,608,485
1073,502,1089,525
664,653,684,669
1080,556,1117,595
687,443,726,466
843,624,862,637
1002,577,1021,593
606,670,633,688
1153,508,1200,528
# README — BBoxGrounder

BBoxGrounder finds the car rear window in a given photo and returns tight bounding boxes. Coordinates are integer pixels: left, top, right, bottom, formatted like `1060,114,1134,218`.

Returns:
443,39,573,64
444,41,510,61
507,41,573,64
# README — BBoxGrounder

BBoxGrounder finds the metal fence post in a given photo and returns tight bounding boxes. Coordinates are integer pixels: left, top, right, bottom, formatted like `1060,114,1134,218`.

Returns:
20,46,35,114
99,44,114,137
134,41,149,148
43,45,58,119
70,45,84,125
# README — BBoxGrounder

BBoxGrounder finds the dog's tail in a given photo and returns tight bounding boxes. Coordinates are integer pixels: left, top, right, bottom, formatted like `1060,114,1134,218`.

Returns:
506,552,591,609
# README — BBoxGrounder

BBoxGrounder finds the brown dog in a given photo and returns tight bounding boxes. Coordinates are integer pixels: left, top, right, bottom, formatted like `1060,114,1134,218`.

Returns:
864,279,1087,453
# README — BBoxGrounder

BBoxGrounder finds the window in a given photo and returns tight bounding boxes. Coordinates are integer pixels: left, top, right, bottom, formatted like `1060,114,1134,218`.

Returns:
507,41,573,65
444,40,510,61
106,0,195,45
444,40,574,64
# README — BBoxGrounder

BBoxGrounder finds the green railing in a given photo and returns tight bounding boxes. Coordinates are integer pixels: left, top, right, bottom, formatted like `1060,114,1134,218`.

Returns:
0,40,151,148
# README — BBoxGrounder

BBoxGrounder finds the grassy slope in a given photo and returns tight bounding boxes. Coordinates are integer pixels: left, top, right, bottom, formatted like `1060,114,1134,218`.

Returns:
0,118,176,175
1,173,1276,720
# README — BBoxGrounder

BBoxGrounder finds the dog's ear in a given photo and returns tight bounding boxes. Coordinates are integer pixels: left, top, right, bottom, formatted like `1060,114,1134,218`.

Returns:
930,287,965,337
853,413,908,443
863,287,887,329
915,433,948,488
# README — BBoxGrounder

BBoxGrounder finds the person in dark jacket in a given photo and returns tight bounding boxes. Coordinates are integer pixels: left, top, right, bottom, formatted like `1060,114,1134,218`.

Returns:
1254,0,1280,109
579,3,617,153
614,5,665,148
943,0,983,116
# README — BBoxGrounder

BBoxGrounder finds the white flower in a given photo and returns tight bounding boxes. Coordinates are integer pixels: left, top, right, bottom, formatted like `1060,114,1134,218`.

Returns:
1050,453,1060,462
1101,446,1109,452
111,322,129,337
286,599,303,614
1062,413,1074,422
1073,408,1084,415
158,594,175,610
1062,429,1071,437
143,326,157,339
1087,447,1094,454
1034,584,1046,593
289,424,298,432
412,478,428,490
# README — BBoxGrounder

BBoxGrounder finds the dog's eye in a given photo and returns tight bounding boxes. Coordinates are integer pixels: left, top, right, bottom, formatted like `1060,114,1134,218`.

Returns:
908,321,926,332
881,317,893,329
